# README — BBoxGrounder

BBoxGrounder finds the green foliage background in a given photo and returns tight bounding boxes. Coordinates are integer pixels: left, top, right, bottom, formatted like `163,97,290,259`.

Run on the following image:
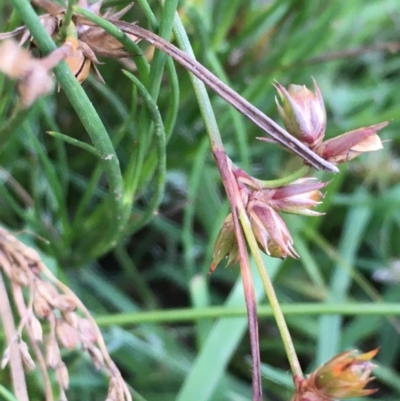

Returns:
1,0,400,400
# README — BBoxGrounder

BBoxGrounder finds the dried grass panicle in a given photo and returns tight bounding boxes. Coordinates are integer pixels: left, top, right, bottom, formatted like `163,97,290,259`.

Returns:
0,227,132,401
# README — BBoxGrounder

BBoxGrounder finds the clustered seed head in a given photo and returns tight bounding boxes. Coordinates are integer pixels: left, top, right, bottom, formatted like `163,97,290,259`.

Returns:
291,349,378,401
211,78,388,272
0,226,130,401
210,162,329,271
266,79,388,166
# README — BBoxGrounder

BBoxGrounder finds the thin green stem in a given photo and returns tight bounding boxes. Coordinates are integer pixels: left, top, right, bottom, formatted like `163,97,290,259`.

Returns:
59,0,77,40
125,0,177,205
94,302,400,326
239,206,303,378
255,166,310,188
76,12,339,172
47,131,98,156
122,70,166,231
170,12,223,150
0,385,20,401
74,4,177,228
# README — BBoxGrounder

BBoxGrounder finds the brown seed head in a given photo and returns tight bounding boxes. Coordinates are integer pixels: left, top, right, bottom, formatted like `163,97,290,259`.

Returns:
293,349,378,400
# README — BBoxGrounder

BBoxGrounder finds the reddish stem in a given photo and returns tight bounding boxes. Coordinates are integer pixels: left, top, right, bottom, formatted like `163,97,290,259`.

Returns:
214,148,262,401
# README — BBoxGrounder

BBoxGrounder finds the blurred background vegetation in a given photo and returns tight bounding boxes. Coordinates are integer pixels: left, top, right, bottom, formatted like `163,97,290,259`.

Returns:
1,0,400,400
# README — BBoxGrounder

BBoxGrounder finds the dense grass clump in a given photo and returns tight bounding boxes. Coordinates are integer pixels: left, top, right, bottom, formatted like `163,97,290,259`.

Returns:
1,1,400,400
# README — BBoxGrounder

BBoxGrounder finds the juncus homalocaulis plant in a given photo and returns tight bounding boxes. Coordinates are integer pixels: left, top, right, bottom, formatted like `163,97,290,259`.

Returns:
0,2,388,400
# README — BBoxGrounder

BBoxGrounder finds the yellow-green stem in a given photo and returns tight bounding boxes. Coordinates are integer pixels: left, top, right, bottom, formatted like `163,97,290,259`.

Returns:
255,166,310,188
60,0,77,41
238,207,303,378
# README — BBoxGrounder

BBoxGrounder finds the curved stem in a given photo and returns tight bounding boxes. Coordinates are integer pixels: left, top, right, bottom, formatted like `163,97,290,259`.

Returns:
47,131,98,156
59,0,77,40
122,70,166,231
214,149,262,401
74,8,339,173
255,166,310,188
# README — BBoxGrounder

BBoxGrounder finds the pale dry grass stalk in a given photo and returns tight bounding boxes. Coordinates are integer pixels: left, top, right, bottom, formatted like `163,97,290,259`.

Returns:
0,226,131,401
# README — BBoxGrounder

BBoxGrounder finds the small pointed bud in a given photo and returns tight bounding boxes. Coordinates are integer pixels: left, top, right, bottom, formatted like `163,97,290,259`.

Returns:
46,336,61,368
19,340,36,370
65,44,91,84
33,294,53,318
77,2,140,59
11,267,29,286
36,280,60,306
87,0,104,15
233,166,261,190
269,178,329,216
62,311,79,328
30,315,43,342
78,318,98,344
316,122,388,165
209,214,239,273
247,197,298,259
56,320,80,349
53,294,77,312
272,78,326,148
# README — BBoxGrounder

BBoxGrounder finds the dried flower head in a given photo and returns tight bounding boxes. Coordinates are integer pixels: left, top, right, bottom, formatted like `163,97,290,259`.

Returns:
0,227,132,401
292,349,378,401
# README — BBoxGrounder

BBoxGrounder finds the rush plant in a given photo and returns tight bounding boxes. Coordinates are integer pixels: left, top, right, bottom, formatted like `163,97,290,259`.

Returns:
0,1,398,401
